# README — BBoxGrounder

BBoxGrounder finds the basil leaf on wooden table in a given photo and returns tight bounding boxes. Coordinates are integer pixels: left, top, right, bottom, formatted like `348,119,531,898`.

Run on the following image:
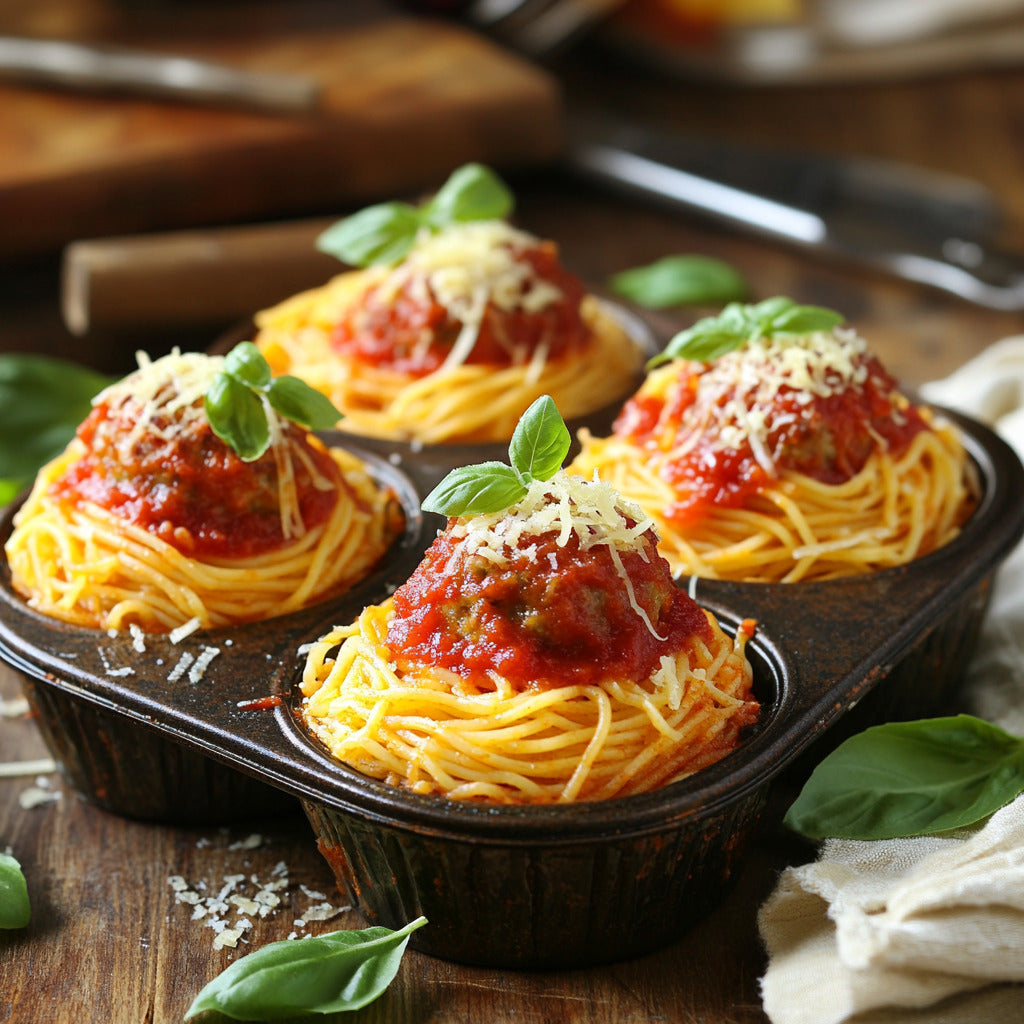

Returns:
0,851,30,929
609,254,747,310
784,715,1024,840
184,916,427,1021
316,162,515,269
0,354,115,505
422,395,569,517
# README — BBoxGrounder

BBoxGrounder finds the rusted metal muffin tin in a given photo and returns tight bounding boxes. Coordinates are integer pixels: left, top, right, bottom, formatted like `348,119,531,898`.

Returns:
1,412,1022,968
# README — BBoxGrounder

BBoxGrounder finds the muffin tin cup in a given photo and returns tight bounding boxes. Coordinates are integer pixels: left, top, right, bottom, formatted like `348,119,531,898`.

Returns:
0,443,430,825
1,412,1022,966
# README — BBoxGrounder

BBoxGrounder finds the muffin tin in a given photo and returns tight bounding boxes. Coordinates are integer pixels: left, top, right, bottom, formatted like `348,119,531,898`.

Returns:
1,411,1022,968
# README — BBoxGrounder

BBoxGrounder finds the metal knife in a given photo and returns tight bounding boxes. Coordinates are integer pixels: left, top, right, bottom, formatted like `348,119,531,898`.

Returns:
0,35,321,114
564,111,1024,311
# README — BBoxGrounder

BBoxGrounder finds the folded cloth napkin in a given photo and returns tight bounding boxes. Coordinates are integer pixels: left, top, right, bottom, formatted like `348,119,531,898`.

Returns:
758,336,1024,1024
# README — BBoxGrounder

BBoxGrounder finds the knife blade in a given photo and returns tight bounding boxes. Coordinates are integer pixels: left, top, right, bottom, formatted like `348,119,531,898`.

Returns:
564,113,1024,310
0,35,321,113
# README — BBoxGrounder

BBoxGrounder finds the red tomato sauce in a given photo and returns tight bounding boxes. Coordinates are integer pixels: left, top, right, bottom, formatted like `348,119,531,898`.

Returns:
386,525,712,690
50,402,341,559
331,242,592,376
614,354,930,528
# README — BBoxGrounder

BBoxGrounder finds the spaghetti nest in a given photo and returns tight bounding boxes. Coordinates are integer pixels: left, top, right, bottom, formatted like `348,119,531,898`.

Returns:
570,420,973,583
569,326,977,583
300,598,757,804
254,260,643,443
6,443,399,633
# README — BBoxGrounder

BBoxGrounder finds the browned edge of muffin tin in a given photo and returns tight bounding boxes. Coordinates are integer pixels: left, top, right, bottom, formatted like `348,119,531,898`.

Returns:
0,410,1020,835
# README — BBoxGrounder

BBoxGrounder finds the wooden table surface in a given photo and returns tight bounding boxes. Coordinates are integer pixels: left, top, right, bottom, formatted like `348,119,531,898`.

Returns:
4,3,1024,1022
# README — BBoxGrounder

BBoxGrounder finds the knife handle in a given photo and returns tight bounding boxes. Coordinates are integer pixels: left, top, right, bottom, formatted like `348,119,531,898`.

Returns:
61,219,340,336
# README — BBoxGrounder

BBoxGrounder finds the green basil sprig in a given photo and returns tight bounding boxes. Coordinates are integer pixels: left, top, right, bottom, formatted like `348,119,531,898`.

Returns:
184,916,427,1021
784,715,1024,841
0,852,30,930
609,254,747,310
649,296,845,368
422,394,570,517
316,162,514,268
0,354,116,505
205,342,342,461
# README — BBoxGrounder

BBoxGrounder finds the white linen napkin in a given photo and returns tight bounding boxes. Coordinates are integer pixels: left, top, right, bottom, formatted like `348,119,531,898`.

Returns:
757,337,1024,1024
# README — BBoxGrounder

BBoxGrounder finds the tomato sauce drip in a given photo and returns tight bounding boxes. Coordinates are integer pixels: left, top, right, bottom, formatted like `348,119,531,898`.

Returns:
50,402,340,559
614,354,931,528
386,526,712,690
331,242,591,376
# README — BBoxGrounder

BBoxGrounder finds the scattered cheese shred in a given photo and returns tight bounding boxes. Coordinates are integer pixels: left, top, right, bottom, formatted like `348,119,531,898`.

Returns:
169,617,202,645
167,846,351,950
188,646,221,683
0,696,30,718
0,758,58,777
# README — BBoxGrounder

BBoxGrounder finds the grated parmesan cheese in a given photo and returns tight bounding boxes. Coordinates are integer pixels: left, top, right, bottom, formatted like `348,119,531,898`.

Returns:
90,350,325,547
0,757,58,777
0,696,30,718
453,472,654,563
372,221,563,371
167,846,351,950
188,646,221,683
129,624,146,653
169,617,202,644
450,472,663,637
675,326,873,476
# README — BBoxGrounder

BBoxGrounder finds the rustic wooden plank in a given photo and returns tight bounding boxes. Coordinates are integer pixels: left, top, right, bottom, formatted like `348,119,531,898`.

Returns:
0,1,563,257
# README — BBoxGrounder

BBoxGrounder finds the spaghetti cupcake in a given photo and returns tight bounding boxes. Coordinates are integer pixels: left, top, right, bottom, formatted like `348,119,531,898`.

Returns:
254,164,645,443
569,297,976,583
5,344,401,632
299,397,759,804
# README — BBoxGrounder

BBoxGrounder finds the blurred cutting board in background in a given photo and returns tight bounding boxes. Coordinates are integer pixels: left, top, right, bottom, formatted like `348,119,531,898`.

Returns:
0,1,563,259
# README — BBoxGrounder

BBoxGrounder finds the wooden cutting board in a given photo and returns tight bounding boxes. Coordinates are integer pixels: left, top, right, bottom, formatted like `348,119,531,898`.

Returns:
0,3,563,258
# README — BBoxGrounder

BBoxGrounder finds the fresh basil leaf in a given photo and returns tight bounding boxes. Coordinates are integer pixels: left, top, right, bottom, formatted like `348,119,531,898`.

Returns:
508,395,570,483
422,462,528,517
0,852,30,929
424,162,514,227
608,254,747,310
266,376,342,430
224,341,272,389
316,202,423,267
205,373,270,462
185,916,427,1021
784,715,1024,840
0,355,115,504
767,302,845,336
650,296,845,367
654,325,752,366
747,296,794,323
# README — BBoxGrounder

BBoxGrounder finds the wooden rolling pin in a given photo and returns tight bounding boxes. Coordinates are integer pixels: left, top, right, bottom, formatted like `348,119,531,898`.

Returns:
61,218,345,336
